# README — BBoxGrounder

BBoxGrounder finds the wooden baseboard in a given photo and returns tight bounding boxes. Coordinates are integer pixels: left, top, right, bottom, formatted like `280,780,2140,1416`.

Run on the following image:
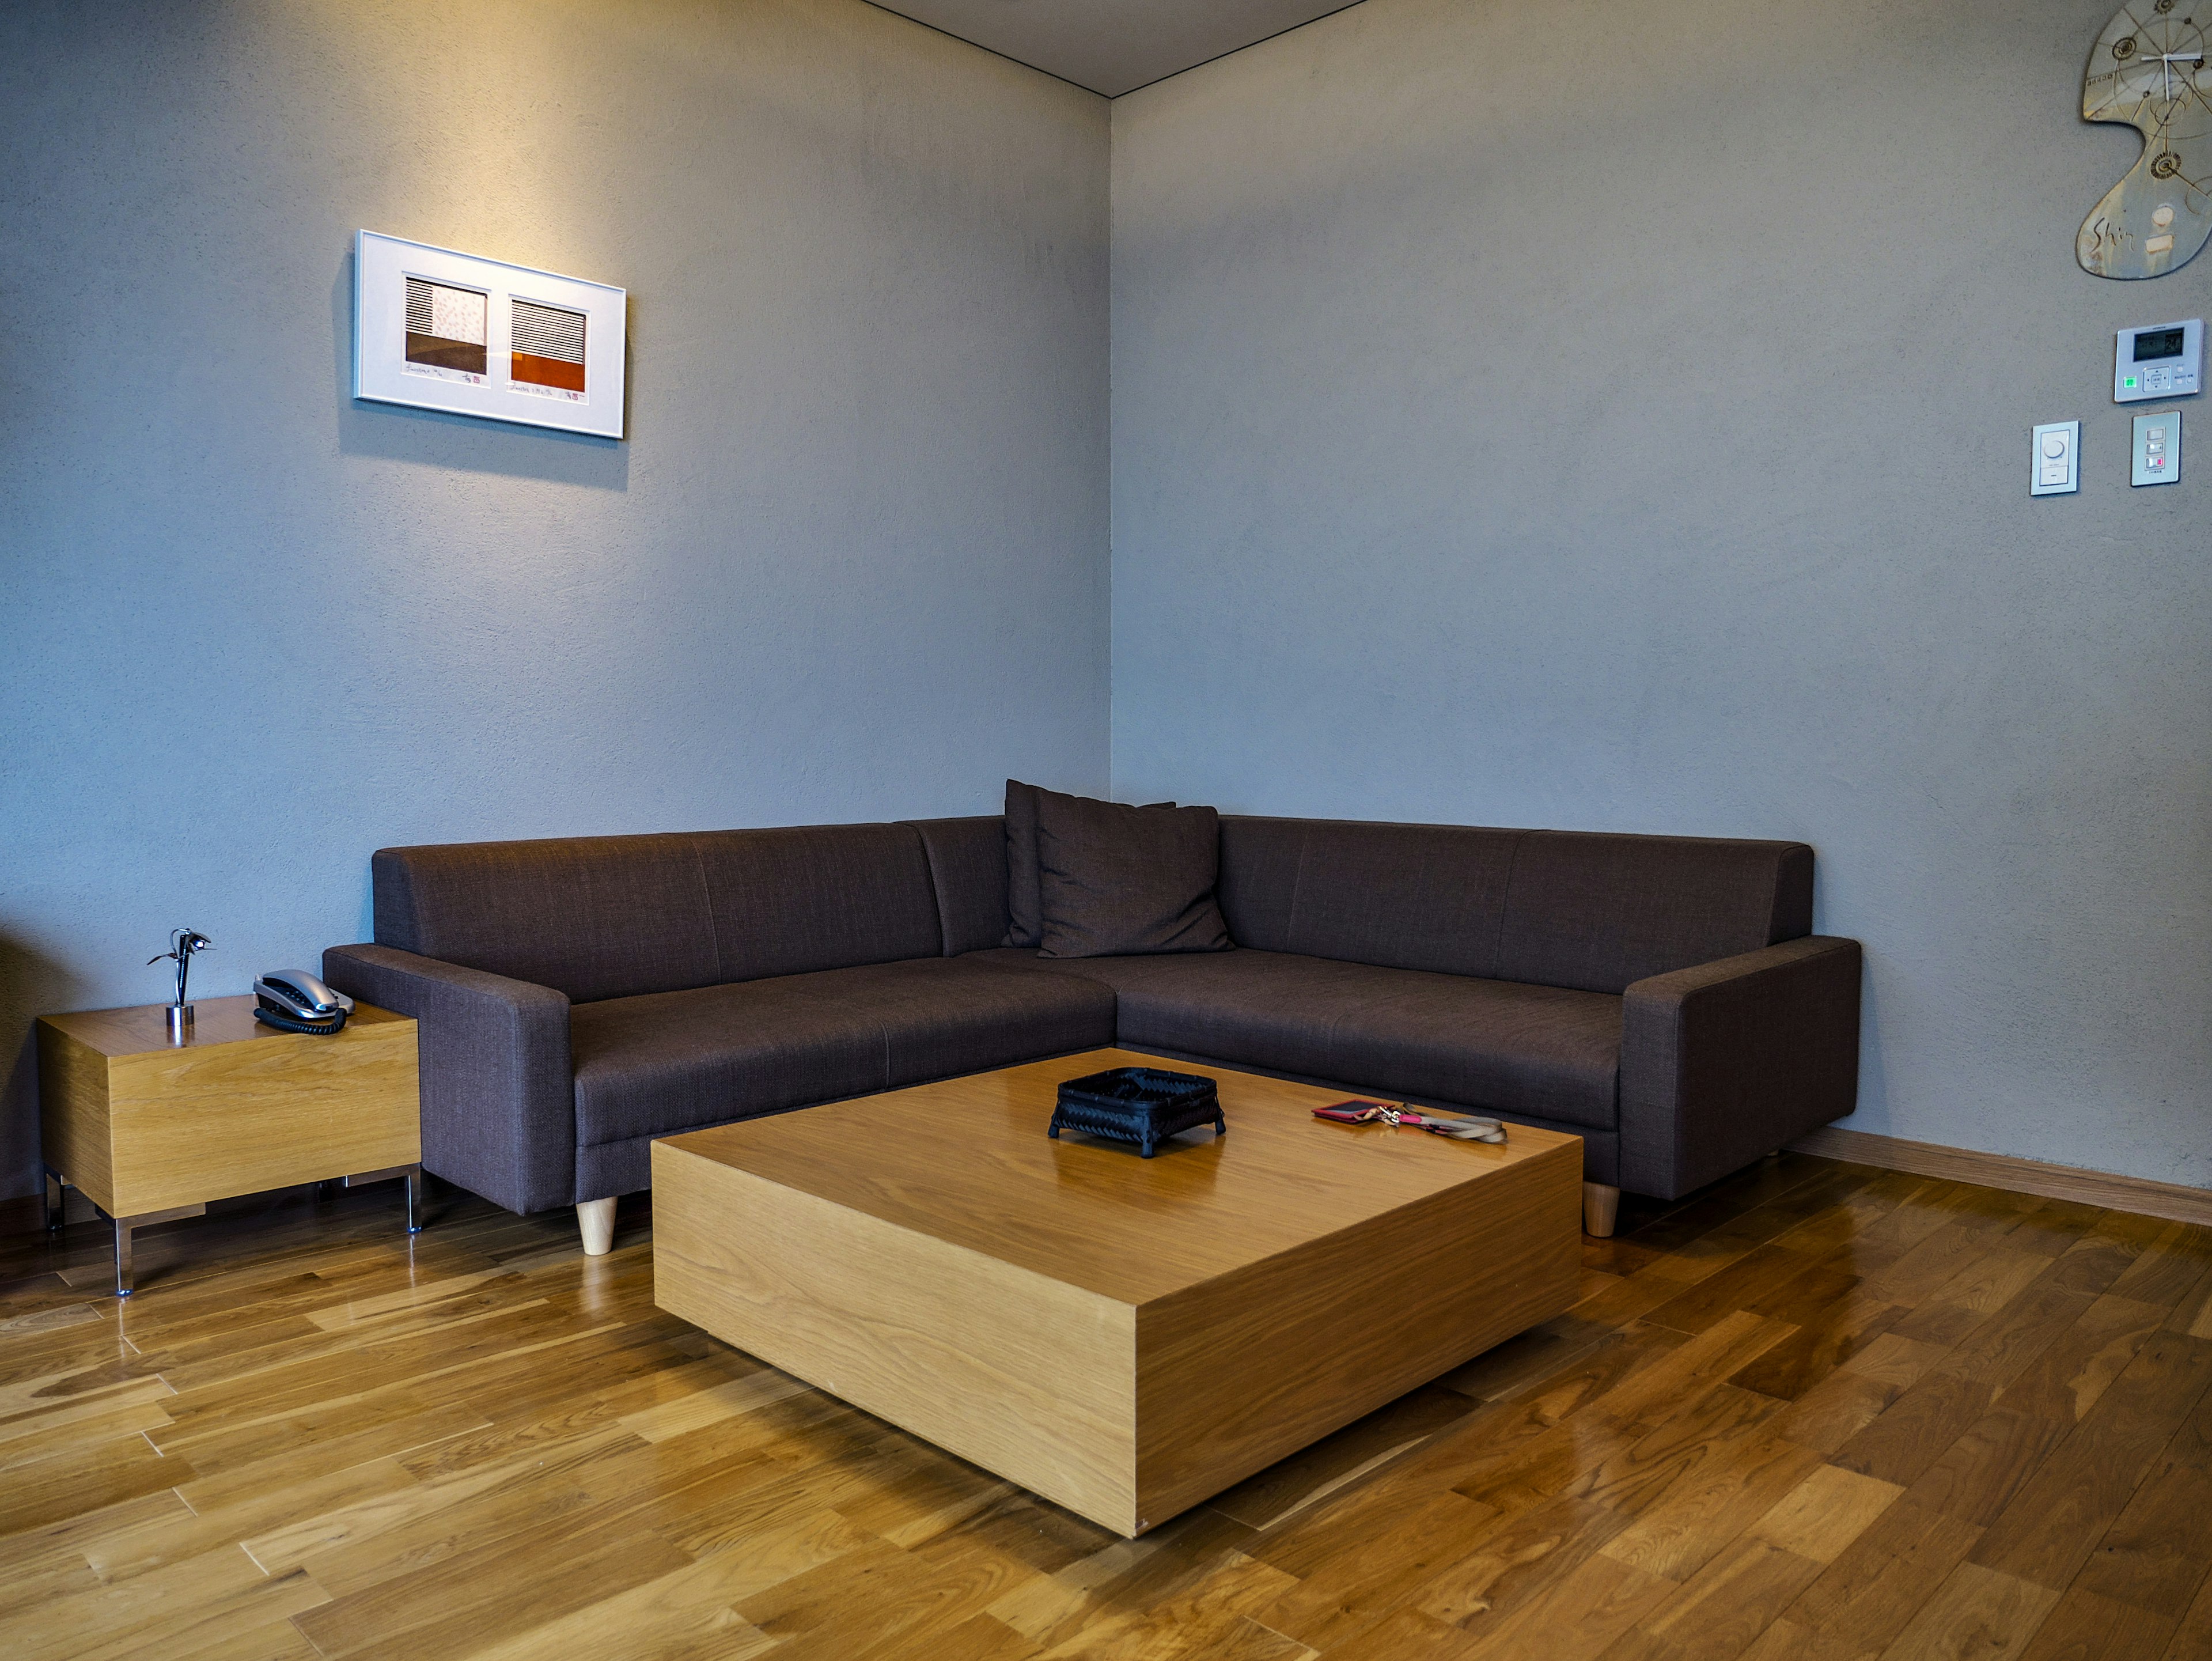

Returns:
1789,1125,2212,1228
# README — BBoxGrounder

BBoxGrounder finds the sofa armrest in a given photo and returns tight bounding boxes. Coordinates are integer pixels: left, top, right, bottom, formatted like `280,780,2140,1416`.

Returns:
323,943,575,1216
1618,936,1861,1201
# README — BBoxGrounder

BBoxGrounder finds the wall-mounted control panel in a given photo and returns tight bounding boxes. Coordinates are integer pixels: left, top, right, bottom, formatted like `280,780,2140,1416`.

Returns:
2115,320,2202,402
2132,410,2181,487
2030,421,2080,495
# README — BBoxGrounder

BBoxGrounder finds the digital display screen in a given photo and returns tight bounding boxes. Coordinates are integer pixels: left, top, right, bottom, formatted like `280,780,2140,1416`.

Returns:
2134,326,2187,362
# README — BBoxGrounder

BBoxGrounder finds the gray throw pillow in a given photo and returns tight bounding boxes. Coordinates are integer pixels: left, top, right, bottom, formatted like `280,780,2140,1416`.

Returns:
1035,788,1231,958
1004,780,1177,948
1002,780,1046,948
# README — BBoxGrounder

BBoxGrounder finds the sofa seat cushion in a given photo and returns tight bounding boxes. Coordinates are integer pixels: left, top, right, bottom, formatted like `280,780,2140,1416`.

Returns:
967,947,1621,1132
570,957,1116,1148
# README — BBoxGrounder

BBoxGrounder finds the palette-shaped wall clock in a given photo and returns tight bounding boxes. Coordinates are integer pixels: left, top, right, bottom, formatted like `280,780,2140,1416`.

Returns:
353,231,626,437
2078,1,2211,278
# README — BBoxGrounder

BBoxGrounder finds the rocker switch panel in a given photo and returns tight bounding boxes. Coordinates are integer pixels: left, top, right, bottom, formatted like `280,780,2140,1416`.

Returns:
2133,411,2181,487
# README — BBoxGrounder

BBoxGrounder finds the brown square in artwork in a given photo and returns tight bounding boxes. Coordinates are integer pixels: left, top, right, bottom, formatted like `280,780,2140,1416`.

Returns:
511,298,586,392
404,277,488,376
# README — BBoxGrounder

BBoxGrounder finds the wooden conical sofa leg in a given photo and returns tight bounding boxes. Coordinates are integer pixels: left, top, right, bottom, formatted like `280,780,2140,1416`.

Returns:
578,1197,617,1255
1582,1182,1620,1238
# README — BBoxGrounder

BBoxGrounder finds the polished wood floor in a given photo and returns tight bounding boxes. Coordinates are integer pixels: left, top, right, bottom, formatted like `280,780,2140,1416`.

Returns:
2,1152,2210,1660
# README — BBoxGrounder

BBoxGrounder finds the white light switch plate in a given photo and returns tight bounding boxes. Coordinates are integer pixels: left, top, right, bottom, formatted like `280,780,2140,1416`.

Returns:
2030,421,2080,495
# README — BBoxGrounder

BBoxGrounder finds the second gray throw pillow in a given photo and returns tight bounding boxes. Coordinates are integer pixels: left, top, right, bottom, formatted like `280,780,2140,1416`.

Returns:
1035,787,1232,958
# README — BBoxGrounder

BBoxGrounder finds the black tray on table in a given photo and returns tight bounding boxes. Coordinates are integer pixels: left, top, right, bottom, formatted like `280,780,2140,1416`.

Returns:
1049,1067,1225,1158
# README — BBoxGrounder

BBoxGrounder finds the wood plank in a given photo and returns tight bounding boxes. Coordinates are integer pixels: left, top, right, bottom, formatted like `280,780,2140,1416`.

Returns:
1607,1465,1903,1661
1872,1561,2060,1660
445,1508,868,1661
1638,1242,1822,1338
2066,1363,2212,1617
1783,1493,1986,1656
1727,1289,1902,1402
1031,1554,1312,1661
987,1505,1253,1650
1439,1316,1615,1402
1905,1405,2077,1537
1207,1383,1476,1530
1834,1272,2103,1489
294,1523,690,1660
30,1552,330,1661
2105,1226,2212,1310
1622,1548,1811,1660
0,1431,196,1538
1407,1492,1633,1634
1449,1312,1796,1515
2016,1585,2178,1661
1593,1428,1823,1581
1770,1367,1905,1455
1970,1331,2212,1591
1252,1488,1501,1650
1446,1547,1673,1659
1569,1382,1786,1524
2160,1564,2212,1661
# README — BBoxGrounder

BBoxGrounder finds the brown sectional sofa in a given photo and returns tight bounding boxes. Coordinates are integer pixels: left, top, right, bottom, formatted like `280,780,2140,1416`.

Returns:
323,812,1861,1247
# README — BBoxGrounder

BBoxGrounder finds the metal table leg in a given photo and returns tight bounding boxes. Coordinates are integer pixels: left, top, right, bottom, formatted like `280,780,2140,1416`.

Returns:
95,1202,207,1298
339,1162,426,1234
42,1168,65,1234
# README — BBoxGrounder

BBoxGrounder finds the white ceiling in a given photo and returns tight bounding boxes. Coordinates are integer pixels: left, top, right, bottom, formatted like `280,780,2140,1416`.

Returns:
864,0,1362,97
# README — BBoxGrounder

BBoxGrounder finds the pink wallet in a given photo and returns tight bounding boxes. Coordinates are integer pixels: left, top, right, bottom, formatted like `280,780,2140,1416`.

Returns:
1312,1101,1507,1142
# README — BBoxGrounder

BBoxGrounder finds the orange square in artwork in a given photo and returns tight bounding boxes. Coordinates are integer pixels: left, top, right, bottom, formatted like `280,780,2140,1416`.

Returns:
512,352,586,392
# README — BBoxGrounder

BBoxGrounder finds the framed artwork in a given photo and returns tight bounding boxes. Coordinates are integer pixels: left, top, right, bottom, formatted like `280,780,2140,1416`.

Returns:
353,231,626,438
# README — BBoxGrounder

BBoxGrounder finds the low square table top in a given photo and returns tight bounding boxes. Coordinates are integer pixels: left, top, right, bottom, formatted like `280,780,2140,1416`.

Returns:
659,1047,1579,1305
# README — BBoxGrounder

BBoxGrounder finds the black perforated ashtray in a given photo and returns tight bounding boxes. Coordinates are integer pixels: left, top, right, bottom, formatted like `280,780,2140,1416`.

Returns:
1049,1066,1225,1158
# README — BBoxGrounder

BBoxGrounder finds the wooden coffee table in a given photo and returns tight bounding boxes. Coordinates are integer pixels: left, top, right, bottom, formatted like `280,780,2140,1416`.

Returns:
652,1048,1581,1536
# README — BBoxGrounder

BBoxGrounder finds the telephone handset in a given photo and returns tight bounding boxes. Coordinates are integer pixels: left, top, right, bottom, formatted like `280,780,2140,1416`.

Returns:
253,970,354,1035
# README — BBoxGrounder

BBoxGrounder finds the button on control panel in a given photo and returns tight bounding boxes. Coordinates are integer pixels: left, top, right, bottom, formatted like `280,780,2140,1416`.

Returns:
2030,420,2079,495
2132,410,2181,487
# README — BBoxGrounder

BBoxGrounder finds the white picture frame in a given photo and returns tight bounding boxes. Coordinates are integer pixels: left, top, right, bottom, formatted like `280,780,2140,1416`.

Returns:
353,230,626,438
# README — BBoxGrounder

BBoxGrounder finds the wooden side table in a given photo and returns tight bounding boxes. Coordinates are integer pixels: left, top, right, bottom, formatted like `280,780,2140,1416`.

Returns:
36,994,422,1296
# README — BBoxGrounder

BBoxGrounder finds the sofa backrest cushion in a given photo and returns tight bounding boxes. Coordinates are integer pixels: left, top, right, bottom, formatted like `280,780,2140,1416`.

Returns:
906,816,1009,956
1493,831,1812,994
694,824,942,983
1219,816,1812,994
372,822,944,1001
1218,818,1524,979
372,834,719,1004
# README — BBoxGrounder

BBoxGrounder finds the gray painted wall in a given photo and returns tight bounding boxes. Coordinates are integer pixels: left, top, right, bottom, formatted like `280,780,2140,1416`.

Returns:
1110,0,2212,1186
0,0,1109,1198
6,0,2203,1210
